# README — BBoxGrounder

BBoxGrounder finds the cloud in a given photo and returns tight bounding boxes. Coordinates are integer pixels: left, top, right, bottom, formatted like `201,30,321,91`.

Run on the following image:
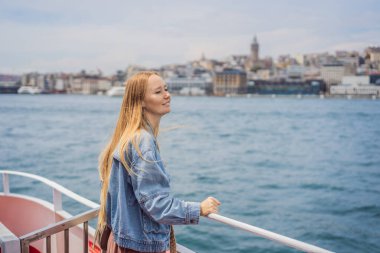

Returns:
1,0,379,74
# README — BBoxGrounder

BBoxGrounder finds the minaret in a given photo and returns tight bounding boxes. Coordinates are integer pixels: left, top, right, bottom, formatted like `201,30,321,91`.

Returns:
251,35,259,63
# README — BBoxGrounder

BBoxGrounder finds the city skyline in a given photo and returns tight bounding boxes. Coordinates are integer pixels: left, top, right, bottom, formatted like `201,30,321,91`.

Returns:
1,0,379,74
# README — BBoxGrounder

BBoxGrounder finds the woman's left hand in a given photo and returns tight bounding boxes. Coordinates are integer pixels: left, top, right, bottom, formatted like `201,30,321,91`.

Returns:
200,196,221,216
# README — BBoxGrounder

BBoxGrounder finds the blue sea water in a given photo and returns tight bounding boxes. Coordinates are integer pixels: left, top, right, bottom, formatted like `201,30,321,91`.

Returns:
0,94,380,253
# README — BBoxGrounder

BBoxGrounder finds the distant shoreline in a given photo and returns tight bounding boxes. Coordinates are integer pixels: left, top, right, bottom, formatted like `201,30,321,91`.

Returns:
1,92,379,100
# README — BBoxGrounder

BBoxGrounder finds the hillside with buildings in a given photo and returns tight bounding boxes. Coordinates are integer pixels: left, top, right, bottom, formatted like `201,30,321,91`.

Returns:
1,36,380,97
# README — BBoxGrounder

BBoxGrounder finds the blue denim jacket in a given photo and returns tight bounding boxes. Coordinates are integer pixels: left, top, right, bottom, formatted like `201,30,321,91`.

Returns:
106,129,200,252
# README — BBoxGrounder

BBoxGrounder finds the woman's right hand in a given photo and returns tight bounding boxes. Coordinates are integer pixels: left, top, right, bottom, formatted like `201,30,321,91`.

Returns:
200,196,221,216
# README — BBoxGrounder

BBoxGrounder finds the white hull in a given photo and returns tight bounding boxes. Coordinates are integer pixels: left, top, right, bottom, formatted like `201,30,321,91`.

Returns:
17,86,42,95
106,86,125,97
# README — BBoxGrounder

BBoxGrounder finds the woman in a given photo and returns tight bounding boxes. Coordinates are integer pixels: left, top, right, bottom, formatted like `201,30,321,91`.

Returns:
97,71,221,253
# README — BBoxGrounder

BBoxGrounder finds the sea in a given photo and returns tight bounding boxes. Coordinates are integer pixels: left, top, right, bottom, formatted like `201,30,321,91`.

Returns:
0,94,379,253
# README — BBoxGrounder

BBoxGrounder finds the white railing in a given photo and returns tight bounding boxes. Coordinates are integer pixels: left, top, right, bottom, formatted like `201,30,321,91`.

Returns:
0,170,101,253
20,208,98,253
0,170,99,210
207,214,334,253
0,170,334,253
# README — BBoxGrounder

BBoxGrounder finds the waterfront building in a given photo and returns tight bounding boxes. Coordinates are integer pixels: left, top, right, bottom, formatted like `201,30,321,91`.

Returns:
17,73,46,94
68,73,111,95
303,67,321,80
70,77,84,94
213,68,247,96
36,75,45,90
330,75,380,97
24,73,37,87
165,74,212,95
286,65,305,82
81,77,98,95
54,78,66,93
82,77,112,95
53,74,73,93
369,74,380,85
342,76,370,86
320,63,347,92
247,79,324,95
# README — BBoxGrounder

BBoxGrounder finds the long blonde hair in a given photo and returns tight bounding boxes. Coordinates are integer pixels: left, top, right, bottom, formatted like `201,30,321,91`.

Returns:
96,71,159,232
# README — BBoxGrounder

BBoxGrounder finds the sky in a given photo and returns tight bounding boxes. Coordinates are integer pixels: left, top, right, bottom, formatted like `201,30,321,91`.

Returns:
0,0,379,75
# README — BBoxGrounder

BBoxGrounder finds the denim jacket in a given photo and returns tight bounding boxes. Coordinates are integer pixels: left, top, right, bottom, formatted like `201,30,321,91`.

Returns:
106,129,200,252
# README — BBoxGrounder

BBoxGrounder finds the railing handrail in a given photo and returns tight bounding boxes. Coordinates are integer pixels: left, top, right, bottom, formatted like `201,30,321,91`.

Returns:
19,208,99,253
19,208,98,243
207,213,334,253
0,170,99,208
1,170,334,253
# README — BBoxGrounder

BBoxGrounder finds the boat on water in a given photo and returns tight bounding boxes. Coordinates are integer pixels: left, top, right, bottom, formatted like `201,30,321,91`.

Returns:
0,75,21,94
106,87,125,97
0,85,19,94
17,86,43,95
0,170,334,253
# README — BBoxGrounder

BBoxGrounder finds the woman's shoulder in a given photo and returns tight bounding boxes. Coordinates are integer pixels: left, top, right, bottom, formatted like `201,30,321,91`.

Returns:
112,129,156,160
136,129,156,153
126,128,156,154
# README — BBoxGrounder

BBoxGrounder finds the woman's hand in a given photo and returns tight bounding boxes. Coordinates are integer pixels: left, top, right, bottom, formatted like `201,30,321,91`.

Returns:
200,196,221,216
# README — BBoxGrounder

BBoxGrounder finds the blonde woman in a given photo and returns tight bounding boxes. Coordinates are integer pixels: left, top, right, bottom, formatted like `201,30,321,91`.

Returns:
97,71,221,253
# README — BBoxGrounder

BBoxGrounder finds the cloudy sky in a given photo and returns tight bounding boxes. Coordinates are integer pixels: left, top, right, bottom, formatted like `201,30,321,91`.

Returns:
1,0,379,74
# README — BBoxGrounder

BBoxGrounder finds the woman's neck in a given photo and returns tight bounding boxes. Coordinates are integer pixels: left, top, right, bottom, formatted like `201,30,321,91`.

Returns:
144,115,160,137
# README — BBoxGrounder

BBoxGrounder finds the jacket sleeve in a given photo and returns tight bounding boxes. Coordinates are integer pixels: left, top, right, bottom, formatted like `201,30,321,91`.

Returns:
130,148,200,225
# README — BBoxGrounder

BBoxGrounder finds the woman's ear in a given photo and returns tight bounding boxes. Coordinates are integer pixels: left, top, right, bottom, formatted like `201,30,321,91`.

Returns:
142,101,146,108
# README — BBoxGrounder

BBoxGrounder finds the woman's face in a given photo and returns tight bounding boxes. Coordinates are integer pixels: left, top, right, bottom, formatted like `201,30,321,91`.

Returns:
143,75,171,120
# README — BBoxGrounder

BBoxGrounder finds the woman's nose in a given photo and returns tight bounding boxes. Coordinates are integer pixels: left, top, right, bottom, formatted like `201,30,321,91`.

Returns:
164,90,171,98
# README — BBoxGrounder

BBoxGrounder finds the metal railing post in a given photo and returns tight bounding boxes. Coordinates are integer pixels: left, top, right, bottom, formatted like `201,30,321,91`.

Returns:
19,208,99,253
64,229,69,253
53,189,63,211
21,241,30,253
83,221,88,253
2,173,10,194
46,235,51,253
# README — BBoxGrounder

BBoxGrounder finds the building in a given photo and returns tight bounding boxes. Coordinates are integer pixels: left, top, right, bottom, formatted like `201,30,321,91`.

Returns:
195,53,220,71
247,79,324,95
335,50,359,75
330,75,380,97
286,65,305,82
213,69,247,96
320,64,346,92
82,77,112,95
331,84,380,96
250,36,259,63
366,47,380,63
369,74,380,85
68,73,112,95
245,35,265,72
165,75,212,95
